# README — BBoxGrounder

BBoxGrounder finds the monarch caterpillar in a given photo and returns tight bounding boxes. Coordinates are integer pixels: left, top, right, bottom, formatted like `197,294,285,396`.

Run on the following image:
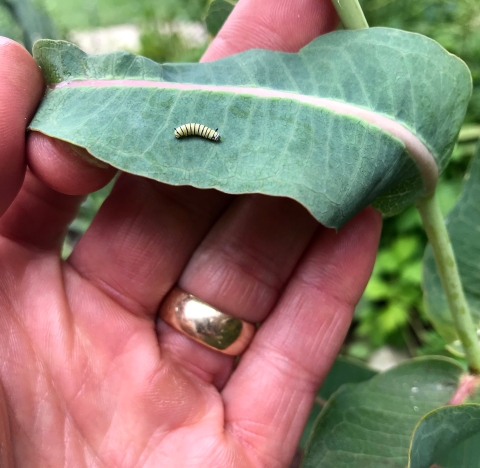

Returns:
174,123,221,142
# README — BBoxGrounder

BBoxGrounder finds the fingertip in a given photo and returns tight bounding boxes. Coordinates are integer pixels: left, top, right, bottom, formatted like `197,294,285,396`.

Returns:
0,37,44,94
0,36,19,48
0,36,44,216
320,205,383,305
348,205,383,248
27,132,117,195
202,0,338,61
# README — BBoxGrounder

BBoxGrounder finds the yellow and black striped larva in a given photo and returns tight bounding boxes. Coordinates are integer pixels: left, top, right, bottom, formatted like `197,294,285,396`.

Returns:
174,123,221,142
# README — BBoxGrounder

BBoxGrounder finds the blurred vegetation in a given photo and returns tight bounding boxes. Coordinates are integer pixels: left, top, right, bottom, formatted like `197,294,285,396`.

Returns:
1,0,479,362
138,27,207,64
137,6,207,63
0,0,58,50
41,0,208,32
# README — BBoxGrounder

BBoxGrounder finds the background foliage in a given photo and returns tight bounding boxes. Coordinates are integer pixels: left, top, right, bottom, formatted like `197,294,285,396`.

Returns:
0,0,57,50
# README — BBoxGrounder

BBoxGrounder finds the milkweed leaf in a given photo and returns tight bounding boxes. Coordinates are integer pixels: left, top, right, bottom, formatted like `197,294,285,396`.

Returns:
409,404,480,468
303,357,470,467
29,28,471,229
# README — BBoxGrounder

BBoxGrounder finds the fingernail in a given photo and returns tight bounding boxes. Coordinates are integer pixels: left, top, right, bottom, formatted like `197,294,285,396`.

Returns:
0,36,13,46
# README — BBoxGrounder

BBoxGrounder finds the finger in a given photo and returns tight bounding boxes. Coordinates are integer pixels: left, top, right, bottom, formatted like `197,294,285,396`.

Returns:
68,175,231,315
0,38,43,216
0,39,79,250
0,39,114,250
28,133,117,195
202,0,338,61
157,195,318,386
69,0,338,318
0,169,84,249
223,208,382,466
180,196,317,322
0,381,14,467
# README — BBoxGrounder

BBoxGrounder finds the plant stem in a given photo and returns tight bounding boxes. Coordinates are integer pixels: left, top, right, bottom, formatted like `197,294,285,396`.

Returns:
416,193,480,374
331,0,369,30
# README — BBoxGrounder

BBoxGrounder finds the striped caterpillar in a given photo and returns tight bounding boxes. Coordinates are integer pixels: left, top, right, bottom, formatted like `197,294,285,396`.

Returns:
174,123,221,142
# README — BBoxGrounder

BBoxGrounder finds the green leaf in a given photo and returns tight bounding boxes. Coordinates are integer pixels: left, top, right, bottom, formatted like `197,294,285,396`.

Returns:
0,2,23,42
302,357,463,467
29,28,471,229
318,356,377,402
391,236,420,263
300,357,376,447
423,144,480,344
205,0,236,36
0,0,58,51
435,432,480,468
409,404,480,468
400,260,422,284
364,276,391,300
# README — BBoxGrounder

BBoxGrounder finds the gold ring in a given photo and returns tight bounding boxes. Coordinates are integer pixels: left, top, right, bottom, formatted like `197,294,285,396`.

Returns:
158,287,256,355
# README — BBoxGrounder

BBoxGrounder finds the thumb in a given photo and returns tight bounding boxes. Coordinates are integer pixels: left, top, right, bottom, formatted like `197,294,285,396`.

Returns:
0,38,44,216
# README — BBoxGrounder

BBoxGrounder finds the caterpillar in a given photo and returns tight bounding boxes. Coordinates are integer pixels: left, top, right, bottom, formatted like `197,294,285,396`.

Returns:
174,123,220,142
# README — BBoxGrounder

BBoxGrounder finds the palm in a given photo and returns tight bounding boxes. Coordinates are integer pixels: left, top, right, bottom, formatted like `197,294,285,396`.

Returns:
0,242,236,467
0,1,382,466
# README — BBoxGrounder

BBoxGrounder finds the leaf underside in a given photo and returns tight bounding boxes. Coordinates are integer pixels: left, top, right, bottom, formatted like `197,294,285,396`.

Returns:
29,28,471,228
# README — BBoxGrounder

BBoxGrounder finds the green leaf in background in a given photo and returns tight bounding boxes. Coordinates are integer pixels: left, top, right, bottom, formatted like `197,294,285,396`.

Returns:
29,27,471,229
318,356,378,402
423,144,480,344
409,404,480,468
302,357,463,467
300,357,377,447
205,0,236,36
0,0,57,51
0,1,22,42
435,431,480,468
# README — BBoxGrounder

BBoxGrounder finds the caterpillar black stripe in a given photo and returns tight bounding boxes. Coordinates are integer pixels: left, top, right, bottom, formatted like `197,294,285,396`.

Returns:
174,123,221,142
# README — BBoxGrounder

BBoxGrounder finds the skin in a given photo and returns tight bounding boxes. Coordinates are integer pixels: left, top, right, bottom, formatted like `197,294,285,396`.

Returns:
0,0,382,466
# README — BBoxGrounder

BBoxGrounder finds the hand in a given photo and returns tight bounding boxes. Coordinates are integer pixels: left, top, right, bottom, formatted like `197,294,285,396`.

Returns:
0,0,381,466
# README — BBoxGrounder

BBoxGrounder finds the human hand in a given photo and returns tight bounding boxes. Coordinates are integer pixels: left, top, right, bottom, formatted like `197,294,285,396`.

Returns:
0,0,381,466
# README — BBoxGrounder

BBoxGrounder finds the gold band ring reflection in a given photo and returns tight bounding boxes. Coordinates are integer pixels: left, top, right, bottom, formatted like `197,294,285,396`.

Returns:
159,287,256,355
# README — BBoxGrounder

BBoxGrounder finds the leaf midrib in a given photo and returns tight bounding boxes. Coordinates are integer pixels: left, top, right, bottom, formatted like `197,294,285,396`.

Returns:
51,79,438,193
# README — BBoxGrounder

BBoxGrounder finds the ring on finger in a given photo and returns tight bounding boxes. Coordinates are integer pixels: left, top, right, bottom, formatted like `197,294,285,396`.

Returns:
158,286,256,356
